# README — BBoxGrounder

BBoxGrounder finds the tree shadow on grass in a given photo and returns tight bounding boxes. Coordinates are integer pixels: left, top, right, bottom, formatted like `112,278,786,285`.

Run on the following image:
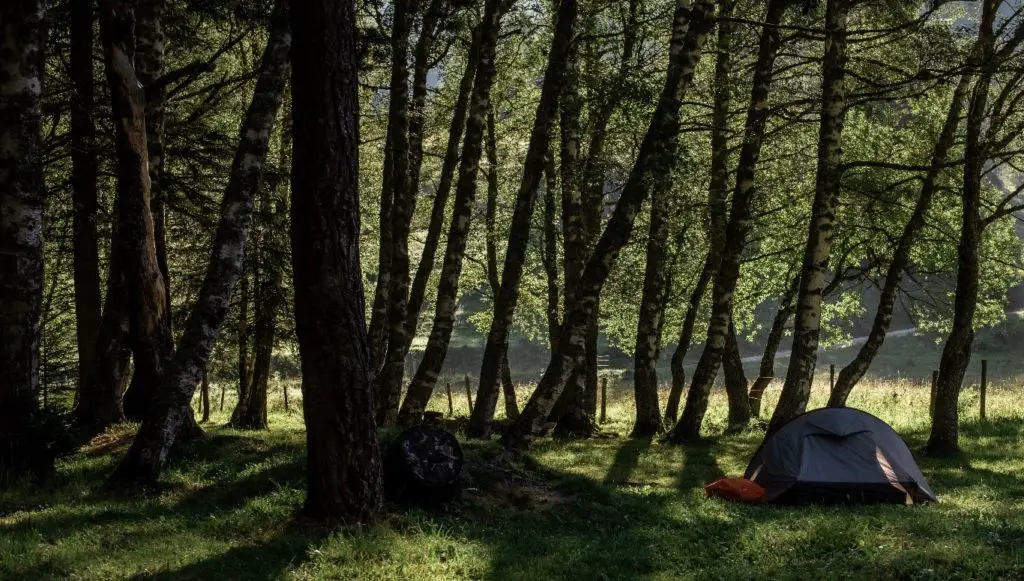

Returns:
677,440,725,491
450,442,783,581
1,432,318,580
602,439,651,486
133,526,327,581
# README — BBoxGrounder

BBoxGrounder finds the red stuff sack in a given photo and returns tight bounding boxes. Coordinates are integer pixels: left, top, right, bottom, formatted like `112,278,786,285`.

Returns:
704,477,766,504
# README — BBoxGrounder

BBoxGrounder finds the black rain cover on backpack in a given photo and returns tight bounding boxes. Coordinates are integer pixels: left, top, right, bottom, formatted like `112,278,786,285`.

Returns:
744,408,936,505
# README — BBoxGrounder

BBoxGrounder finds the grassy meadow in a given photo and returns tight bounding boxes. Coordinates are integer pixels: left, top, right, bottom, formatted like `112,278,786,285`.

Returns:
2,377,1023,580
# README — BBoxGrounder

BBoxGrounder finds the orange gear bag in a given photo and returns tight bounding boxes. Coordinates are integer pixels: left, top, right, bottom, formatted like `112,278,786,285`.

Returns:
703,477,766,504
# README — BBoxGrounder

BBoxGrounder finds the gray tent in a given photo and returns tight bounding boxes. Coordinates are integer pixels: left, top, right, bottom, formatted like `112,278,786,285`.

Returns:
745,408,937,505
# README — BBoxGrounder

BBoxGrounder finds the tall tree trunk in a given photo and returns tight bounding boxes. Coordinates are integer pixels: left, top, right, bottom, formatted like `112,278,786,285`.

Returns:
375,0,415,427
405,25,481,338
200,370,210,423
748,274,798,417
481,105,520,421
664,250,712,424
233,267,251,422
367,141,393,377
70,0,104,401
232,245,281,430
397,0,511,425
550,36,591,437
501,0,716,451
135,0,171,317
925,0,997,457
663,2,733,426
408,0,446,205
289,0,382,521
635,1,732,439
769,0,850,434
99,0,175,426
669,0,788,443
109,0,291,483
722,321,750,431
630,198,672,438
0,0,46,484
75,248,130,432
542,153,560,351
71,0,128,435
577,0,639,421
828,66,976,408
468,0,578,437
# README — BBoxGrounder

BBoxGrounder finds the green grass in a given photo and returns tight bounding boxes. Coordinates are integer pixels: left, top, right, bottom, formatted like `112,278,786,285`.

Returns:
3,380,1024,580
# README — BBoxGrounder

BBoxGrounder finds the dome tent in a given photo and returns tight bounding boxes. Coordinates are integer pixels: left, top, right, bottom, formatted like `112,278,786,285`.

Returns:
744,408,937,505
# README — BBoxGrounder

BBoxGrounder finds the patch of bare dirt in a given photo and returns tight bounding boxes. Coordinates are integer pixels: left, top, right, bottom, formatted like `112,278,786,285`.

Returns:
461,461,572,513
82,427,136,457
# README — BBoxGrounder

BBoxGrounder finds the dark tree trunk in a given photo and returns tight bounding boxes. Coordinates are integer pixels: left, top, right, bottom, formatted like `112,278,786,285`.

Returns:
669,0,788,443
70,0,104,399
232,171,288,429
542,153,561,352
551,37,591,437
75,248,130,432
925,0,997,457
663,1,732,426
828,67,975,408
375,0,416,427
231,237,280,430
110,0,291,483
629,0,685,437
769,0,851,434
233,267,251,422
501,0,716,451
722,321,750,432
71,0,128,435
407,0,446,207
481,106,520,421
99,0,175,425
469,0,578,437
405,25,480,339
748,274,798,417
289,0,383,522
0,0,46,484
367,139,393,378
200,370,210,423
398,0,511,425
577,0,638,421
630,190,673,438
664,250,712,424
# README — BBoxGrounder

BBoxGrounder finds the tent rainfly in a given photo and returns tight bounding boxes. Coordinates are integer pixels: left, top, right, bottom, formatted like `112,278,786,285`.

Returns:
745,408,937,505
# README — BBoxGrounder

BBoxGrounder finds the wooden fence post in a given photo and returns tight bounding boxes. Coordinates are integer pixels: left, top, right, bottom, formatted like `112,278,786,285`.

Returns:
929,370,938,415
980,359,987,421
445,382,454,417
283,381,290,412
600,377,608,424
464,374,473,415
829,363,835,394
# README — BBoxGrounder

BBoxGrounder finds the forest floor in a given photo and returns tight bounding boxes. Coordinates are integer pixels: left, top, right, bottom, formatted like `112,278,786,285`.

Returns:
2,380,1023,580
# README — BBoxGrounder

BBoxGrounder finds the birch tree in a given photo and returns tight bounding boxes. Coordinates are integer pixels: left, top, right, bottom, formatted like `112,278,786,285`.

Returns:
769,0,852,433
0,0,47,484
